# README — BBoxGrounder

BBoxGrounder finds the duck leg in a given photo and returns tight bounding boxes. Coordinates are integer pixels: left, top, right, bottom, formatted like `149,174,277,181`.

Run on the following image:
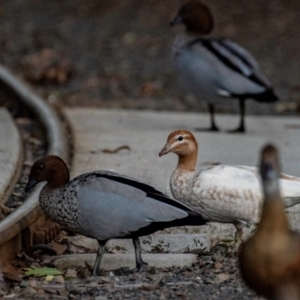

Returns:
195,103,219,132
132,237,148,272
93,240,106,276
208,103,219,131
228,98,246,133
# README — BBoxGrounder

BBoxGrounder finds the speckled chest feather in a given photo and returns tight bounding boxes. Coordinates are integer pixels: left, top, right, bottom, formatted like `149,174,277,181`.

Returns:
39,181,81,232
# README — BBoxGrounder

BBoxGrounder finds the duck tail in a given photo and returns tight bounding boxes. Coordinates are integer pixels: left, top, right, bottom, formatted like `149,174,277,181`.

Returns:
186,211,208,226
253,88,279,103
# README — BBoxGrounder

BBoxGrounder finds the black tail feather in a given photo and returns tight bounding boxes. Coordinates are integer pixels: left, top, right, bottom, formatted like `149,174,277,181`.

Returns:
127,212,207,239
253,89,278,103
232,88,278,103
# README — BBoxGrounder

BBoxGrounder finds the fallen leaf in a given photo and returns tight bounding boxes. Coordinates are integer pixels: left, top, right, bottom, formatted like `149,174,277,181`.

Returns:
24,267,63,277
48,241,68,255
2,265,22,282
138,283,159,291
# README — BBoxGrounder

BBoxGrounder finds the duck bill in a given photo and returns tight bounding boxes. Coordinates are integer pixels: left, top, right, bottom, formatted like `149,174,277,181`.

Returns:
159,143,172,157
169,15,183,27
25,176,38,192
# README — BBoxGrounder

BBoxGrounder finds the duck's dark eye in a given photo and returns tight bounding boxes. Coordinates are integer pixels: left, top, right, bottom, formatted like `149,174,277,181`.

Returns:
38,164,44,170
178,136,183,141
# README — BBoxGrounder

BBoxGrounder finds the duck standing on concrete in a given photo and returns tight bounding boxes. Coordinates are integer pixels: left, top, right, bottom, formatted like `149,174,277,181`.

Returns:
159,130,300,247
239,145,300,300
170,2,278,132
25,155,207,276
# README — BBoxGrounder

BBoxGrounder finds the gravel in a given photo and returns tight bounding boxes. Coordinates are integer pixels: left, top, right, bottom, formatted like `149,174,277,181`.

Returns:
4,244,263,300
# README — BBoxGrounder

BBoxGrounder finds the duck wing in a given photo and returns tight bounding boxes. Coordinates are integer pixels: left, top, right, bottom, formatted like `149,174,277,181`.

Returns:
233,166,300,208
189,165,262,224
74,171,206,240
198,38,271,88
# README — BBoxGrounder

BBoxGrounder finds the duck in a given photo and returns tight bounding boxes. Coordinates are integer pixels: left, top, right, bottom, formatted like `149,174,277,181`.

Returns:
239,144,300,299
25,155,207,276
159,130,300,247
170,2,278,133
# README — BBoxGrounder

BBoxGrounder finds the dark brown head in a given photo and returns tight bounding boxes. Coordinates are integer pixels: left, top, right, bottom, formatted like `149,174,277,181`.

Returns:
170,2,214,35
25,155,70,192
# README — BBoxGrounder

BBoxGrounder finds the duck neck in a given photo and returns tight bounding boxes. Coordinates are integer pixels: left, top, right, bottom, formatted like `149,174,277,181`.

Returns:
257,184,289,234
176,151,197,172
45,164,70,191
186,30,201,39
181,31,200,43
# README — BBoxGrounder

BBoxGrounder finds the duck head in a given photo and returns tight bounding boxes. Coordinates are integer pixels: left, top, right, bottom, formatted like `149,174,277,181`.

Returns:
260,144,280,180
159,130,198,171
260,144,281,196
25,155,70,192
170,2,214,35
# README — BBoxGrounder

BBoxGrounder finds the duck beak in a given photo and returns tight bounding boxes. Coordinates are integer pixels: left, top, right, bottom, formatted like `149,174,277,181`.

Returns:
25,176,37,192
170,15,183,27
159,143,172,157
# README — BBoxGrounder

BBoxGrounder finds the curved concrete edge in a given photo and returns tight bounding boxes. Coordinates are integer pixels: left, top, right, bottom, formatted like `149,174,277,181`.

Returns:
0,184,45,245
0,65,68,159
0,110,23,211
0,65,68,246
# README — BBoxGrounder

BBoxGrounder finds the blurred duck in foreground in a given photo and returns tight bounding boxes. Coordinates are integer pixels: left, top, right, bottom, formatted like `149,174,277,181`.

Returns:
170,2,278,133
25,155,207,276
159,130,300,247
239,145,300,300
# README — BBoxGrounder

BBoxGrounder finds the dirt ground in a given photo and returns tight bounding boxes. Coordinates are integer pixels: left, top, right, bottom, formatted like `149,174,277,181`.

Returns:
0,0,300,299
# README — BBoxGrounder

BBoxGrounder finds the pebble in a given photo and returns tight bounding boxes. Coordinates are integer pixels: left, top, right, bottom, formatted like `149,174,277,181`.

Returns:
45,275,54,281
54,275,65,284
28,279,38,287
66,268,77,278
67,235,98,252
3,294,17,299
122,32,136,45
21,286,37,297
59,290,69,297
216,273,230,283
20,281,29,288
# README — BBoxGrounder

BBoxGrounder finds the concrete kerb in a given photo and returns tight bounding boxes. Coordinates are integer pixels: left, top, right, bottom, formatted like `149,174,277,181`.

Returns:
0,65,68,248
0,109,23,216
62,233,210,271
50,253,198,271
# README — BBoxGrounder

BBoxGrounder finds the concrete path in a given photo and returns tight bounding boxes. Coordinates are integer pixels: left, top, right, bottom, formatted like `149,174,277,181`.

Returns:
62,108,300,269
63,108,300,230
0,108,22,219
63,108,300,179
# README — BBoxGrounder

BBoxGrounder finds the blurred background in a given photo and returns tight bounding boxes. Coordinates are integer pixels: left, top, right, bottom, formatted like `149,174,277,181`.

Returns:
0,0,299,115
